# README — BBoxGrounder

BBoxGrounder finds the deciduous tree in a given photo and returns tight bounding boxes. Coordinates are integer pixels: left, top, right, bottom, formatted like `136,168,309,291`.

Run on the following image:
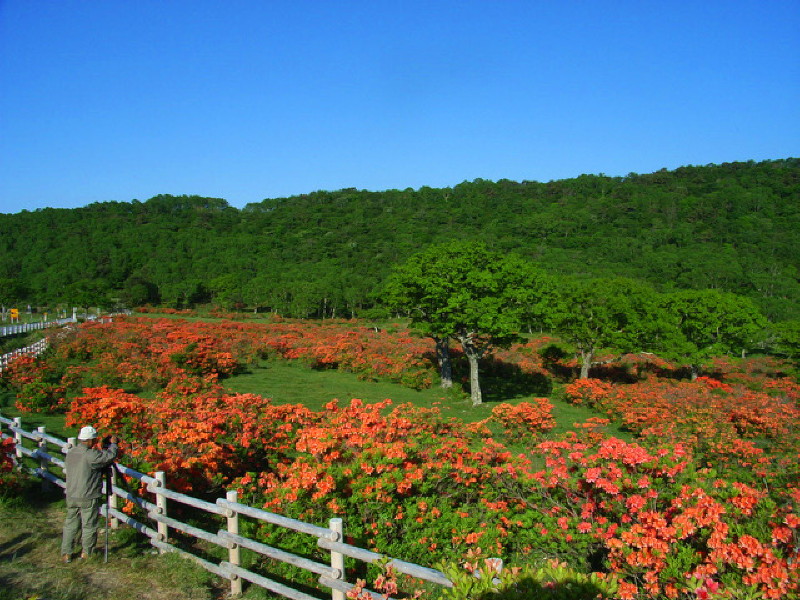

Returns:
662,289,767,379
384,240,548,404
547,277,673,379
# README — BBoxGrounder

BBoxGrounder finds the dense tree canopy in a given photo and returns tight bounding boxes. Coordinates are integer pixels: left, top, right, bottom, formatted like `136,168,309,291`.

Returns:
0,159,798,321
547,277,675,379
662,289,768,378
384,240,549,404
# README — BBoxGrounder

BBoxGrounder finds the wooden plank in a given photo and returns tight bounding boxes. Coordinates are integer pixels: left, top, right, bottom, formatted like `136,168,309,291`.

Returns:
317,539,453,587
216,498,337,540
146,483,227,516
110,485,158,513
114,463,158,486
8,427,39,441
16,445,37,457
35,468,65,489
147,512,228,548
103,507,159,539
151,540,232,580
217,530,339,579
34,431,67,447
221,562,321,600
32,449,64,468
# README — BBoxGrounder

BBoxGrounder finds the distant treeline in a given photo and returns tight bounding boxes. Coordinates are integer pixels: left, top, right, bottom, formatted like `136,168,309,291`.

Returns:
1,158,798,321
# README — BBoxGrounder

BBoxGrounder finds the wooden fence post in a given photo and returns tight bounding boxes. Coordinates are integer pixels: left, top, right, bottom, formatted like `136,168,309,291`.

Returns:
330,518,345,600
154,471,168,551
62,438,75,487
226,490,243,597
108,466,119,529
36,426,48,491
13,417,22,460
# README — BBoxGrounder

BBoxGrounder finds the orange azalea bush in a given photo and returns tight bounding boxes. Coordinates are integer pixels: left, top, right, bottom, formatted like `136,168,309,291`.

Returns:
490,399,556,439
563,375,800,482
65,380,798,598
8,317,798,598
528,433,799,599
46,317,437,392
1,437,16,474
0,355,68,413
0,437,27,498
564,378,613,407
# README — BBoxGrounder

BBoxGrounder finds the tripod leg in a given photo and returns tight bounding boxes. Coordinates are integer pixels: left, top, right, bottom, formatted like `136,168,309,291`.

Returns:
104,469,111,563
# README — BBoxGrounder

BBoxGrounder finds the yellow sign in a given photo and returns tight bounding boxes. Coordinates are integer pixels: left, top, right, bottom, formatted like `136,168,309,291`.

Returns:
10,308,19,317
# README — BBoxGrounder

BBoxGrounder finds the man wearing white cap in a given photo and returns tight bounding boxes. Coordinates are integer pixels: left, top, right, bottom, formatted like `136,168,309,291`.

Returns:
60,425,120,562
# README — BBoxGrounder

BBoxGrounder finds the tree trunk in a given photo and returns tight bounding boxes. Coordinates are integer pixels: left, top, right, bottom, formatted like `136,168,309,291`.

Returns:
466,350,482,405
458,334,483,405
434,337,453,389
690,364,700,381
579,349,593,379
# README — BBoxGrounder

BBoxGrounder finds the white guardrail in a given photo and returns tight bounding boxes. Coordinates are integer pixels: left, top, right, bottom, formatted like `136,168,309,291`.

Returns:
0,316,125,372
0,318,76,339
0,416,459,600
0,339,49,372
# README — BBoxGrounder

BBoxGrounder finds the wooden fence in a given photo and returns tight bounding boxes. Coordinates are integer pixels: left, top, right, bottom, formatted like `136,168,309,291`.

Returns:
0,415,458,600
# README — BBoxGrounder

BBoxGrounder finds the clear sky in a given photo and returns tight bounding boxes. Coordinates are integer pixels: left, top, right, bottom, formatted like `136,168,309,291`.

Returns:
1,1,798,214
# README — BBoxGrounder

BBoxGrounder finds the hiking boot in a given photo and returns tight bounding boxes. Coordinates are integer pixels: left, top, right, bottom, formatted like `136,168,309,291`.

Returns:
62,554,72,563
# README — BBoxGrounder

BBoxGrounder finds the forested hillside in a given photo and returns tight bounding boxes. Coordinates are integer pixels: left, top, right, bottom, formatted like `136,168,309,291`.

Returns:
1,158,798,320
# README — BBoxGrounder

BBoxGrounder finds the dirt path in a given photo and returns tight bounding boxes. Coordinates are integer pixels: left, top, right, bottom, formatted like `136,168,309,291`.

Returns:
0,492,229,600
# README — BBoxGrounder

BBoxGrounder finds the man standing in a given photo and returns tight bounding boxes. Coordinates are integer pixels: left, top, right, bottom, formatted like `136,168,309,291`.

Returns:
61,425,120,562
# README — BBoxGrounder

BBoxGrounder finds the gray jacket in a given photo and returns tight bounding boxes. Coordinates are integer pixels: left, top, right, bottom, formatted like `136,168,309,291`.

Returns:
64,442,118,502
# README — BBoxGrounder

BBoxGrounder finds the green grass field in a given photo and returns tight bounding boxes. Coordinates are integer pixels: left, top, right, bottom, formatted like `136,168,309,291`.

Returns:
222,358,632,440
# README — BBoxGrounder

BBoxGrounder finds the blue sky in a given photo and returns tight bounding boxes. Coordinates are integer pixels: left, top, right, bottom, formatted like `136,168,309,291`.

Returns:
1,1,798,214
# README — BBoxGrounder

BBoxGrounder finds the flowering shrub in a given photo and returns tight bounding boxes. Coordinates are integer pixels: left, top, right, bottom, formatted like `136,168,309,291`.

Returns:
0,437,26,498
564,378,613,407
259,322,437,389
0,355,67,413
34,317,438,394
438,554,620,600
523,434,799,599
13,316,797,599
1,437,16,474
490,399,556,439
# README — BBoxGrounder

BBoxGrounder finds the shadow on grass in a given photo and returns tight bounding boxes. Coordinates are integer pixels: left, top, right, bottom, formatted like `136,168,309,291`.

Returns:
0,534,34,562
449,356,554,404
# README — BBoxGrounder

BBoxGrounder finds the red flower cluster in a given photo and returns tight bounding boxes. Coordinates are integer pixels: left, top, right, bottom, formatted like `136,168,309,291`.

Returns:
490,399,556,439
0,437,15,474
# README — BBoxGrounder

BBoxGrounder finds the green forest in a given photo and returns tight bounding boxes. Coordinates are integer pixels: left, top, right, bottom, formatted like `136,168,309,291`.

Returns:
1,158,798,322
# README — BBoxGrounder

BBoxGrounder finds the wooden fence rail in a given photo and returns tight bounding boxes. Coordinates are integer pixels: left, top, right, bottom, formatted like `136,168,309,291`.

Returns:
0,415,458,600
